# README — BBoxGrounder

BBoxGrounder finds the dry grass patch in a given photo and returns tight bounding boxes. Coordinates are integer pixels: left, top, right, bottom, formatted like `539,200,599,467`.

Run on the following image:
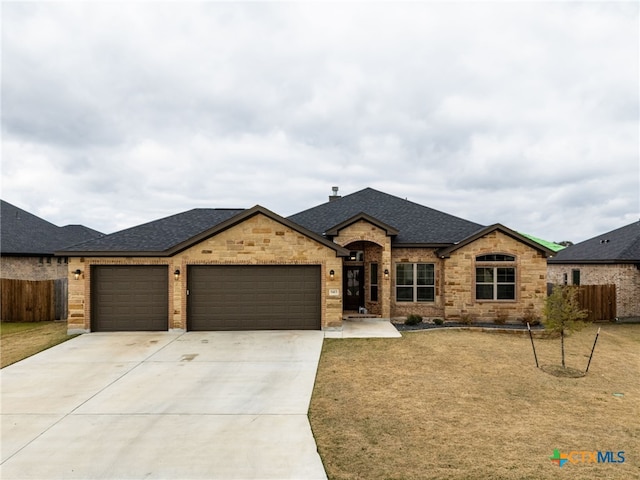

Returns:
1,321,77,368
309,324,639,480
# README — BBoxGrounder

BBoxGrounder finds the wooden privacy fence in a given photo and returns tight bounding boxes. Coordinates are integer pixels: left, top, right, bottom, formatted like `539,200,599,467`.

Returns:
1,278,68,322
576,284,617,322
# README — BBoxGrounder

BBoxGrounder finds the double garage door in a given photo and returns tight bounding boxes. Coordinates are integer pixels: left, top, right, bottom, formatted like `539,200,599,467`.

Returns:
91,265,320,332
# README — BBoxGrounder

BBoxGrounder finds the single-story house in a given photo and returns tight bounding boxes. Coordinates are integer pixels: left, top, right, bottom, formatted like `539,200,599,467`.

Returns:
1,200,103,281
58,188,555,333
547,221,640,320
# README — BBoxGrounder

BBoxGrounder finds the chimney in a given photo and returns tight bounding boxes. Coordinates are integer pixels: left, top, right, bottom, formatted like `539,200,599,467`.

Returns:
329,186,341,202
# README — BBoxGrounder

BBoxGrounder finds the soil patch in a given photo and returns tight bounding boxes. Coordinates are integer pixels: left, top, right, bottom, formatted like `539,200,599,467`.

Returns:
541,364,585,378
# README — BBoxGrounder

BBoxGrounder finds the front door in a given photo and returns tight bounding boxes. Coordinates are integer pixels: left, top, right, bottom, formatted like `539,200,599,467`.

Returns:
344,266,364,311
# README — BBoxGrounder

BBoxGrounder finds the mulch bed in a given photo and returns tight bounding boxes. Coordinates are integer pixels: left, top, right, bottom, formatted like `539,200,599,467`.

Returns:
393,321,545,332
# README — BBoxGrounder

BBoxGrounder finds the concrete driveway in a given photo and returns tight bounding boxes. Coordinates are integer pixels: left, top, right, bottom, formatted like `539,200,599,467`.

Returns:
0,331,327,479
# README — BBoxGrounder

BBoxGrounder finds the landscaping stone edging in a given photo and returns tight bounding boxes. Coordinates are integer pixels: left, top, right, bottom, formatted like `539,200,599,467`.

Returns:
393,322,550,336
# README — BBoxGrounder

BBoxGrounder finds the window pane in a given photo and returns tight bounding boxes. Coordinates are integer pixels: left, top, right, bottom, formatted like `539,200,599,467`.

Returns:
476,284,493,299
370,263,378,284
477,254,515,262
572,269,580,286
476,267,493,283
396,264,414,285
417,264,434,285
497,268,515,283
497,285,515,299
397,286,414,302
371,285,378,302
417,287,435,302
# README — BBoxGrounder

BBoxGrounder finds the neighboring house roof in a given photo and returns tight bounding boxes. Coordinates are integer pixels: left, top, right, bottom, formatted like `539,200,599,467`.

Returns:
438,224,557,258
548,221,640,264
518,232,565,253
0,200,104,255
58,205,350,257
288,188,485,245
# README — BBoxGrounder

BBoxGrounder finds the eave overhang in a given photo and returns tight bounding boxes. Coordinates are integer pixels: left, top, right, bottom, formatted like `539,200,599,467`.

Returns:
437,224,556,259
56,205,351,258
547,259,640,265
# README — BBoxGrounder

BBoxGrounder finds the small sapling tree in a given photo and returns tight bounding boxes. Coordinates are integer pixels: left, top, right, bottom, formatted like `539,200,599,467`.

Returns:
543,285,589,368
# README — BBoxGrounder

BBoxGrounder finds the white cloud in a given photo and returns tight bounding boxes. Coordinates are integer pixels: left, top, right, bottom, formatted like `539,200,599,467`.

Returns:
1,2,638,243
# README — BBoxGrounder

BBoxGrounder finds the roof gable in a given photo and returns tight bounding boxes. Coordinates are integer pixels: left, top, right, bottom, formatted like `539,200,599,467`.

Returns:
59,205,349,257
1,200,103,255
437,224,556,258
548,221,640,264
288,188,484,245
325,213,399,237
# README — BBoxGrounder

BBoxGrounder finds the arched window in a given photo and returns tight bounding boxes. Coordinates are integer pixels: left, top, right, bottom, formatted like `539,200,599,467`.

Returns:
475,254,516,301
476,254,515,262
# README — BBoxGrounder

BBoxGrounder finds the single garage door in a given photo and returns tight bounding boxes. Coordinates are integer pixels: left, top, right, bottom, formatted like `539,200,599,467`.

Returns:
188,265,321,331
91,265,168,331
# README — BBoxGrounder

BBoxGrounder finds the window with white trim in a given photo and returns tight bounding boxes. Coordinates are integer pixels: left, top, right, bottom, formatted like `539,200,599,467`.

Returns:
475,254,516,300
396,263,435,302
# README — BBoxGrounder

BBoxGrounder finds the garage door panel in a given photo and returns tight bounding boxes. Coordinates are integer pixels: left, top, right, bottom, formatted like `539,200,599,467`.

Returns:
92,266,168,332
188,265,320,331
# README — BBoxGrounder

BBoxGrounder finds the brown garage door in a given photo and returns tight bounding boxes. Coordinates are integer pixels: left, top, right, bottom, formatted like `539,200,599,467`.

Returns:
187,265,321,331
91,265,168,332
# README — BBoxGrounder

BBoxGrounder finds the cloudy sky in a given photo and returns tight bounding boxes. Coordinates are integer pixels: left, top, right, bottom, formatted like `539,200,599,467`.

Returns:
2,1,638,243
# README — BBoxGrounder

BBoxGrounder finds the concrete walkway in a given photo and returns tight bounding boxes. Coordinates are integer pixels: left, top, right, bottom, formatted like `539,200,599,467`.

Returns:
325,318,402,338
1,331,327,479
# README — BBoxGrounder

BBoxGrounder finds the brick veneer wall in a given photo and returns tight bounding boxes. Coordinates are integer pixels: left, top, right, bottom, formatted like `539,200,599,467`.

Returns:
547,264,640,318
67,213,344,332
1,256,68,280
443,231,548,322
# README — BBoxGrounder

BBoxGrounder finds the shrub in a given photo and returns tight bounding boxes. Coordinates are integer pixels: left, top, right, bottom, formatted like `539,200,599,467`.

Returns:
433,318,444,325
494,310,508,325
460,313,473,325
404,314,423,326
521,309,541,326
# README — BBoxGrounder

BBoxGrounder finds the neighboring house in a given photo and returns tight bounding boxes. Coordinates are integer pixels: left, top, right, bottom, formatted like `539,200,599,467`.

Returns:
0,200,103,281
547,221,640,320
58,188,555,333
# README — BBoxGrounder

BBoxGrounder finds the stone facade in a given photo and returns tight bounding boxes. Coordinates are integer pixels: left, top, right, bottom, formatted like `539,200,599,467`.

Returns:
67,213,344,333
1,256,69,280
333,220,392,318
547,263,640,319
66,213,552,332
443,231,548,322
390,248,445,319
328,224,548,323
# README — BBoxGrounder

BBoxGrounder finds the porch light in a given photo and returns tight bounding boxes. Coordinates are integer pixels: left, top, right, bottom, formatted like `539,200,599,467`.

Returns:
174,269,181,281
329,269,335,280
384,269,389,279
74,269,82,280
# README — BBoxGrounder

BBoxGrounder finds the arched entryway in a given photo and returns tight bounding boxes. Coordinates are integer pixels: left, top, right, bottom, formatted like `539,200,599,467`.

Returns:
342,241,383,315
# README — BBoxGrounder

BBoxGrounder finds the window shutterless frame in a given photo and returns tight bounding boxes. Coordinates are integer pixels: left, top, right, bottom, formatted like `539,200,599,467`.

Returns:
475,254,517,301
396,263,435,302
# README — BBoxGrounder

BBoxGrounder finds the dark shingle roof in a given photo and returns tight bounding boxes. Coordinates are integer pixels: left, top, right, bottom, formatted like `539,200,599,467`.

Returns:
548,221,640,264
0,200,103,255
288,188,484,245
58,208,245,254
58,205,350,257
